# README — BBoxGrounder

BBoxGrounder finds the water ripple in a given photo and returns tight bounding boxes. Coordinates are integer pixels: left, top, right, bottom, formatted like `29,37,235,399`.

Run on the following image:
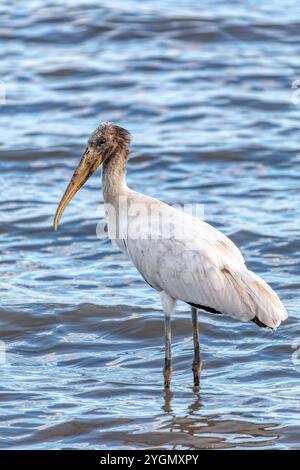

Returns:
0,0,299,450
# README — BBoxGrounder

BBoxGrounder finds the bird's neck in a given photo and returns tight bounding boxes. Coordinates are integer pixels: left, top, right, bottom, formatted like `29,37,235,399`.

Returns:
102,149,128,202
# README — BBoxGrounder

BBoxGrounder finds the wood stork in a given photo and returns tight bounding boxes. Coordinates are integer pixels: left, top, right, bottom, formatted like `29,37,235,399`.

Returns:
54,122,288,388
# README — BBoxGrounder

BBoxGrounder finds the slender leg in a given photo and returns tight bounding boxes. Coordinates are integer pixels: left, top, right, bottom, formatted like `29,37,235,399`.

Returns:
191,306,201,386
160,291,176,388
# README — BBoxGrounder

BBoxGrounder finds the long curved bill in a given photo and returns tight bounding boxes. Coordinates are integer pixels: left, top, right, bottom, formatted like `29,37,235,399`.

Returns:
54,147,102,231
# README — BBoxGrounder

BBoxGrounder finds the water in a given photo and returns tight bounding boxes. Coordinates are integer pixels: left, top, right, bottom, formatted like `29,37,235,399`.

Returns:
0,0,300,449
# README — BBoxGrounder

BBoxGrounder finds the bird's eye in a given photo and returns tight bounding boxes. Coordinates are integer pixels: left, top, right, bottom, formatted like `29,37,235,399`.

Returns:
98,137,106,145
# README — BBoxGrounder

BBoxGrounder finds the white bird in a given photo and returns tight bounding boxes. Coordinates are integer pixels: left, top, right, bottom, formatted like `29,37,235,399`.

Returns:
54,122,288,388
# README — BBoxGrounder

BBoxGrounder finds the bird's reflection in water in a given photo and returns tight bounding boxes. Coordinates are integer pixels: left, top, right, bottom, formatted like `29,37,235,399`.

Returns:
161,388,279,449
162,386,202,415
162,388,175,413
187,389,202,414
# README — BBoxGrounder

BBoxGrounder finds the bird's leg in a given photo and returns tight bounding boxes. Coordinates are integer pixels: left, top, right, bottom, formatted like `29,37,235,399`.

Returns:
191,306,201,387
164,310,172,388
160,292,176,389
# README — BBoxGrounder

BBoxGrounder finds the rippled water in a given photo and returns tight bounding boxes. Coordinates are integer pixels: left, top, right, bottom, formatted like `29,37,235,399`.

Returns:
0,0,300,450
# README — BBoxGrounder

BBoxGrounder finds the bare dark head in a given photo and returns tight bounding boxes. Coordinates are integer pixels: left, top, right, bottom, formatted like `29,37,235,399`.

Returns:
54,122,130,230
88,122,131,162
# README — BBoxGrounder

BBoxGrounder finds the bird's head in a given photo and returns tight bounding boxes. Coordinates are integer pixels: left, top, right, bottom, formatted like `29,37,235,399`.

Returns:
53,122,130,231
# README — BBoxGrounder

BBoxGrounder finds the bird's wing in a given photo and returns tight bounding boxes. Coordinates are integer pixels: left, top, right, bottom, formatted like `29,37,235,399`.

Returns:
121,192,287,329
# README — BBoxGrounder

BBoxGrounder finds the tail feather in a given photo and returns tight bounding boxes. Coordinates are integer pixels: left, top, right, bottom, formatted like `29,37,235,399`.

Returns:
241,269,288,329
